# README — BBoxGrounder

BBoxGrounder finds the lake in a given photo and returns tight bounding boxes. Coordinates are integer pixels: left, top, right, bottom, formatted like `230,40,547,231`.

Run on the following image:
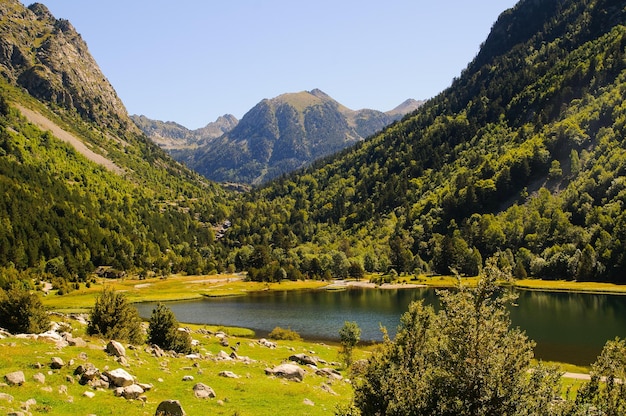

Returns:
135,287,626,366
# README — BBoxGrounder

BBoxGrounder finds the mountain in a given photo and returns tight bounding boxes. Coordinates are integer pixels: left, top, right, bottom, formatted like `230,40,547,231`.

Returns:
0,0,229,282
222,0,626,283
135,90,423,185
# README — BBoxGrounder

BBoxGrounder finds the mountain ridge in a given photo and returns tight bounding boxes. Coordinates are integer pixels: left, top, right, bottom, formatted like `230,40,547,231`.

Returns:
134,89,423,184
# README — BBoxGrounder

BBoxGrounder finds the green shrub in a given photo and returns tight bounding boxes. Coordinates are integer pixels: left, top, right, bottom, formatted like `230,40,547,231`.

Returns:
0,286,50,334
147,303,192,354
268,326,302,341
87,288,143,344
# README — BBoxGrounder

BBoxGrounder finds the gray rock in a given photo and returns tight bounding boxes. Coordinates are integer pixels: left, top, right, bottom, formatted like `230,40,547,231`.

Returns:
32,372,45,384
104,368,134,387
289,353,318,366
192,383,216,399
155,399,186,416
106,340,126,357
218,370,240,379
122,384,144,400
4,371,25,386
83,391,95,398
315,367,343,380
65,334,87,347
50,357,64,369
265,363,305,382
181,375,194,382
0,392,14,402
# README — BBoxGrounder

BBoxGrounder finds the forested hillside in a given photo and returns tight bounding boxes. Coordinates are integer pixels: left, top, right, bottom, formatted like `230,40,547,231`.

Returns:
0,1,230,288
221,0,626,283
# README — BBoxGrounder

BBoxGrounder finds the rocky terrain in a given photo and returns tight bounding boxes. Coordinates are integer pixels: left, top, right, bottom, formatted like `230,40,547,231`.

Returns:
0,315,353,415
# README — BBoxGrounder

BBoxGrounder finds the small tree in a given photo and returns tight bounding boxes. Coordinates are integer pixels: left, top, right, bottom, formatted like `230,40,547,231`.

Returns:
353,256,563,415
0,286,50,334
147,303,191,354
339,321,361,369
87,288,143,344
576,337,626,415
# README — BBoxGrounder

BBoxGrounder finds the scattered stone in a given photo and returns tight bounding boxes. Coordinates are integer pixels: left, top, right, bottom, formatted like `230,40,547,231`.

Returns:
106,340,126,357
220,338,229,347
218,371,240,379
50,357,64,369
316,367,343,380
182,375,194,382
79,369,100,385
65,334,87,347
21,398,36,410
65,374,75,383
137,382,153,391
32,362,44,369
193,382,216,399
265,363,305,382
83,391,95,398
155,399,186,416
0,392,14,402
304,398,315,406
289,353,318,366
258,338,277,348
5,371,25,386
216,351,232,361
121,384,144,400
32,373,45,384
58,385,68,394
320,383,338,395
116,356,129,367
104,368,134,387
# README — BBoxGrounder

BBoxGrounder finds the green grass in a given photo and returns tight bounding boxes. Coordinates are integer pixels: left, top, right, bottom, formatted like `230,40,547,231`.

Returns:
0,317,357,416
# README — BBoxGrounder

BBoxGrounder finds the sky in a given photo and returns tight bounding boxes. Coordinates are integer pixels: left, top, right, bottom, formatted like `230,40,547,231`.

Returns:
29,1,519,129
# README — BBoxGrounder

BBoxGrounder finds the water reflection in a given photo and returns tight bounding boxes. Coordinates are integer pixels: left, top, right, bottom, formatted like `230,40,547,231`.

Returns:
135,288,626,366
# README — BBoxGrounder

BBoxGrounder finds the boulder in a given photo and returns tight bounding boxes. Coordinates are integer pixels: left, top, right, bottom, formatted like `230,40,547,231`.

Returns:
4,371,25,386
218,370,240,379
32,373,45,384
79,369,101,385
155,399,186,416
106,340,126,357
83,391,95,398
121,384,144,400
182,375,194,382
216,350,232,361
265,363,305,382
315,367,343,380
65,334,87,347
104,368,134,387
289,353,318,366
193,382,216,399
50,357,64,369
258,338,277,348
0,392,14,402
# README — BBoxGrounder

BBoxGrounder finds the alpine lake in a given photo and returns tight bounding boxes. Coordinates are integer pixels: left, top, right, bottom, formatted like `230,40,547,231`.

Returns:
136,286,626,366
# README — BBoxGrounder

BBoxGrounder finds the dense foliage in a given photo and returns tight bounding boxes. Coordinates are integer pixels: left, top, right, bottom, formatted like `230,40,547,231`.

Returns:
0,285,50,334
221,0,626,283
147,303,192,354
87,288,143,344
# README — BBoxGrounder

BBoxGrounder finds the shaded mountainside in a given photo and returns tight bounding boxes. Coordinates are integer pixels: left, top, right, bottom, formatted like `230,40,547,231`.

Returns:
0,0,230,283
222,0,626,283
135,90,423,185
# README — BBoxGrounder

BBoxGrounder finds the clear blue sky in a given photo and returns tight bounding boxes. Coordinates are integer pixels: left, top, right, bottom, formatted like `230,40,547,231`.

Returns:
30,1,519,129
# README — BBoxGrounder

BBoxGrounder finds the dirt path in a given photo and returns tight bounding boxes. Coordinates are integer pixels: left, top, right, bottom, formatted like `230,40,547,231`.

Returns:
15,104,124,174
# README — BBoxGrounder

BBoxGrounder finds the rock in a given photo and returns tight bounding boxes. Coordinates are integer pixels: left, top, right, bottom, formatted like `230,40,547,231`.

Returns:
65,334,87,347
216,350,232,361
0,392,14,402
104,368,134,387
106,340,126,357
315,367,343,380
155,399,186,416
218,371,240,379
83,391,95,398
50,357,64,369
116,356,129,367
32,373,45,384
79,369,101,385
192,383,216,399
122,384,144,400
5,371,25,386
258,338,277,348
182,375,194,381
320,383,338,395
289,353,318,366
137,382,153,391
304,398,315,406
265,363,305,382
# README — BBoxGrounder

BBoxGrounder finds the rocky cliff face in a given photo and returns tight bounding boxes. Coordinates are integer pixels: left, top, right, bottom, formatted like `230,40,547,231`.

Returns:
0,1,136,133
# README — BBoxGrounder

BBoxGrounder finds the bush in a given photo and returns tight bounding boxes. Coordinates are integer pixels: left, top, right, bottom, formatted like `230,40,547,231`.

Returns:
87,288,143,344
0,286,50,334
268,326,301,341
339,321,361,368
147,303,192,354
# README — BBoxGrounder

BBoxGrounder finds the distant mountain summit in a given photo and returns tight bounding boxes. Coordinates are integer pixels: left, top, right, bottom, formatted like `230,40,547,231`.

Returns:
135,89,423,184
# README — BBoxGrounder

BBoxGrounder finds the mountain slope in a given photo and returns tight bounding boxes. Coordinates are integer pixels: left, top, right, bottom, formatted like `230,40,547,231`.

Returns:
223,0,626,283
0,0,230,282
135,90,422,185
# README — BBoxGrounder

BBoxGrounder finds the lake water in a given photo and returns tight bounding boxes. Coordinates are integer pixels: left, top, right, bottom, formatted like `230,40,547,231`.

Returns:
135,287,626,366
